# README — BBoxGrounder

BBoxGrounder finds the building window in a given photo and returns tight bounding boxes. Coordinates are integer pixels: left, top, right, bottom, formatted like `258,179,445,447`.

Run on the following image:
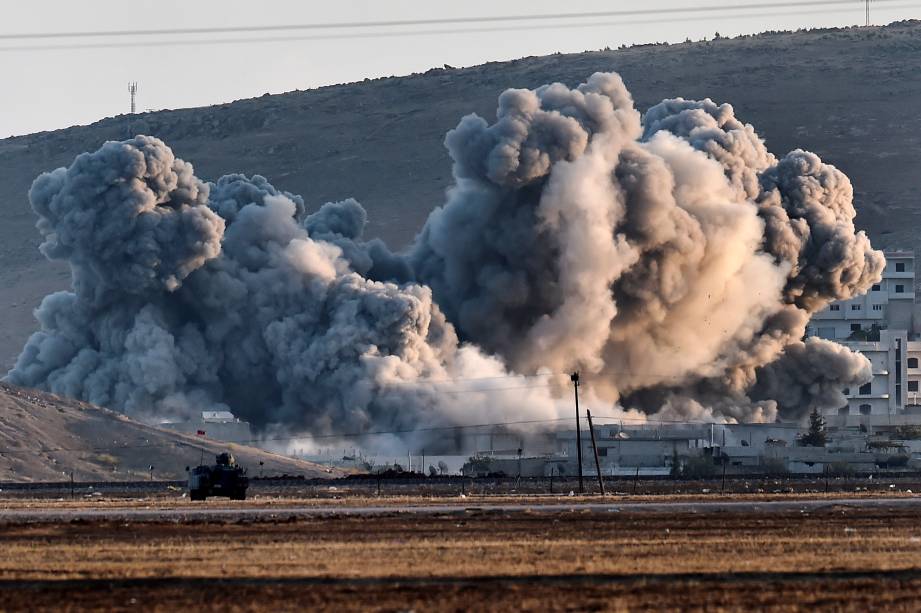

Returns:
830,304,841,311
851,304,861,311
859,383,872,395
850,323,861,332
910,381,919,393
896,285,905,293
859,404,872,415
598,447,607,456
872,284,881,292
872,304,882,311
910,358,919,369
838,406,850,415
896,262,906,272
843,387,850,395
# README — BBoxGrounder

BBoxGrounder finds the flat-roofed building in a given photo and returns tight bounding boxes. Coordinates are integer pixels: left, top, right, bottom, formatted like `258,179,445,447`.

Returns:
809,251,914,342
807,251,916,417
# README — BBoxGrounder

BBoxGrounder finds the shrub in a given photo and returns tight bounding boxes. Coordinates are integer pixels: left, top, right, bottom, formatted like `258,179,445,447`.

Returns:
681,456,718,479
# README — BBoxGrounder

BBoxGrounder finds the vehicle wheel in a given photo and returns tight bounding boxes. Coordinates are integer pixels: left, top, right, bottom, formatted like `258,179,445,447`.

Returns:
190,491,206,501
230,490,247,501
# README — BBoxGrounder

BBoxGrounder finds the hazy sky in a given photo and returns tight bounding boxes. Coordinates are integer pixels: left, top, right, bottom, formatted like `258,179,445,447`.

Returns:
1,0,919,138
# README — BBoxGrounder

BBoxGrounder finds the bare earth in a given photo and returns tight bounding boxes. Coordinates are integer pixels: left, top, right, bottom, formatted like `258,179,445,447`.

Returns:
2,495,921,611
0,382,338,482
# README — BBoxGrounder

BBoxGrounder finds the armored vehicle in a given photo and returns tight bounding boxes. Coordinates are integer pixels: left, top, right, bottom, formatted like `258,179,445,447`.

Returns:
188,452,248,501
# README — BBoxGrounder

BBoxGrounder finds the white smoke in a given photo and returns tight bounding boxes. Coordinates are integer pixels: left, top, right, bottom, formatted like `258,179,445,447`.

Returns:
5,73,883,442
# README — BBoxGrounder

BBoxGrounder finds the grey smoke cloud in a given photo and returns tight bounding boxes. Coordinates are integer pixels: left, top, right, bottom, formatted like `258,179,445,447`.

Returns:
5,72,884,438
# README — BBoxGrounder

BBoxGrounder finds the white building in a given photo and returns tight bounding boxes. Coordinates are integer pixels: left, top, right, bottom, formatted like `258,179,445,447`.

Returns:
809,251,914,342
555,422,801,474
808,250,919,417
159,411,253,444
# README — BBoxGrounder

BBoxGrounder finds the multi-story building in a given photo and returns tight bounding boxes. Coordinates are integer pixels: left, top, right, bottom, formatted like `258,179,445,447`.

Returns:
906,340,921,410
831,329,904,416
809,251,914,342
807,251,919,417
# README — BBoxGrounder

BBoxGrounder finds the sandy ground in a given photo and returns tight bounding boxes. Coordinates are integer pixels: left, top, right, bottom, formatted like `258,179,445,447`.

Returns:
0,382,339,481
2,494,921,610
1,492,920,518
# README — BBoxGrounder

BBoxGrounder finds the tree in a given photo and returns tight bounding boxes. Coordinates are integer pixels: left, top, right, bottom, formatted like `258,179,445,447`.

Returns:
801,408,827,447
462,455,493,477
669,448,682,479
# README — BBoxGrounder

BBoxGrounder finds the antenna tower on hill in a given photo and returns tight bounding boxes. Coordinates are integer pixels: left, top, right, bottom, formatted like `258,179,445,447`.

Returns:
128,82,138,114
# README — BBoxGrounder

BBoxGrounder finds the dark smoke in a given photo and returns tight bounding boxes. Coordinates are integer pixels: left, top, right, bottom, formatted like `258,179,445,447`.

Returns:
5,73,883,438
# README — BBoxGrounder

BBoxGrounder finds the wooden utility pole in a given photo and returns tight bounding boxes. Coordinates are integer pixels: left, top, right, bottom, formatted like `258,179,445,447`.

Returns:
571,372,584,494
586,410,606,496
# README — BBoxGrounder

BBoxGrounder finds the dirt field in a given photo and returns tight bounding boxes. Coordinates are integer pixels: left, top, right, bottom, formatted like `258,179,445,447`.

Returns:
2,496,921,611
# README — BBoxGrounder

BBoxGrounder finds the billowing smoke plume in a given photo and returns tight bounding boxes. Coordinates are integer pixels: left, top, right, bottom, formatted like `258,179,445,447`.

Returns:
5,72,883,439
410,74,881,423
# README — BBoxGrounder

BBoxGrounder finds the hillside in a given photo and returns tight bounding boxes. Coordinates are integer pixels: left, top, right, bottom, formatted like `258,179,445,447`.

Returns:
1,22,921,372
0,382,337,482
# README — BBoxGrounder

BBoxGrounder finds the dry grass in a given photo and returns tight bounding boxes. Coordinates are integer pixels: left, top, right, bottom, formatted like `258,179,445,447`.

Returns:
2,507,920,581
1,488,916,510
2,499,921,610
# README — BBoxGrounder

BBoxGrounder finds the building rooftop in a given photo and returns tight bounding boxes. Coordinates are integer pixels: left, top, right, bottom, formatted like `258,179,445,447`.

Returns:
202,411,238,422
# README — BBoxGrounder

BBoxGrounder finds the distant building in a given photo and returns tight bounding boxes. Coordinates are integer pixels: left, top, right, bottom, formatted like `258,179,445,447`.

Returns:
552,422,802,475
159,411,253,444
809,250,914,342
808,250,921,417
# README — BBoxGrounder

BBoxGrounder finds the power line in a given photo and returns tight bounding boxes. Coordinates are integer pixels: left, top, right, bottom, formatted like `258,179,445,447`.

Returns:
0,413,809,458
0,0,904,42
0,0,876,53
440,383,557,395
0,416,576,456
380,372,558,386
1,2,914,53
588,413,807,429
3,2,915,54
0,411,806,457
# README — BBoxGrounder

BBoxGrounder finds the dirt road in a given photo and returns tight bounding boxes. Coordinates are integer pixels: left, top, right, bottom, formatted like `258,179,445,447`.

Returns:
2,495,921,523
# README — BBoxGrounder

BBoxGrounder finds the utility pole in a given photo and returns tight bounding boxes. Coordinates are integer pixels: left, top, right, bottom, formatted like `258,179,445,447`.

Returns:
866,0,870,26
586,409,605,496
571,372,584,494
